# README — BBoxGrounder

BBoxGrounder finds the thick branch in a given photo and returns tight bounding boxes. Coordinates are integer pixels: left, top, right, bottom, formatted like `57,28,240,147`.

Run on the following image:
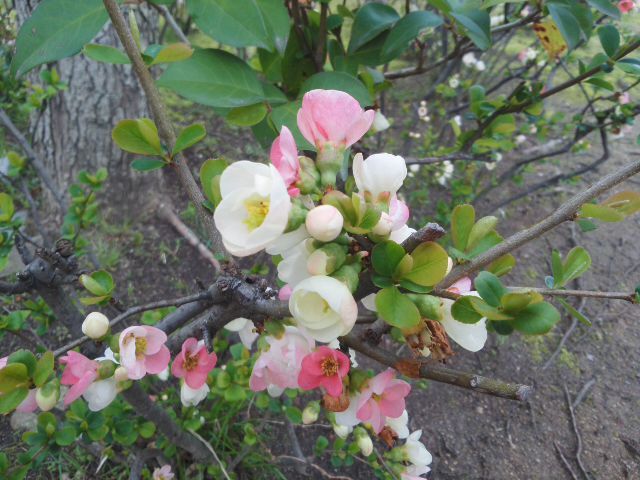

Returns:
102,0,224,255
439,157,640,288
0,278,33,294
341,333,533,401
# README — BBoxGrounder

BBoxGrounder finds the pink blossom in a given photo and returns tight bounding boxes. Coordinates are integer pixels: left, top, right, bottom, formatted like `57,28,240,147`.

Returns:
619,0,635,13
389,196,410,231
250,326,314,397
356,369,411,433
298,346,350,397
60,351,99,405
16,389,38,413
270,126,301,197
619,92,631,105
278,284,293,301
297,89,375,150
153,465,174,480
119,326,171,380
447,277,472,295
171,338,217,389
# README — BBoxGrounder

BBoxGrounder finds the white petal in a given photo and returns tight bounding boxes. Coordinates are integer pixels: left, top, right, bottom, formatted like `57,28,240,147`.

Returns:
440,298,487,352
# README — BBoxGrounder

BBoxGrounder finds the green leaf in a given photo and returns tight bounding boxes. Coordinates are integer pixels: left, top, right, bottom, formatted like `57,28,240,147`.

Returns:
616,58,640,76
557,298,592,326
587,0,620,19
375,286,421,329
33,352,54,388
468,296,513,320
382,11,443,61
224,384,246,402
200,158,227,207
512,302,560,334
299,72,373,107
157,49,265,108
349,3,400,54
11,0,108,77
151,43,193,65
187,0,274,49
0,193,15,223
402,242,449,287
500,292,538,314
551,249,563,286
0,387,29,414
138,421,156,439
112,119,163,156
131,158,166,172
451,9,491,50
451,204,475,251
586,77,614,91
256,0,290,54
601,191,640,216
8,351,37,377
173,124,206,154
548,2,582,50
559,246,591,287
79,270,114,296
284,406,303,424
371,241,406,277
487,254,515,277
450,296,483,324
55,426,77,446
466,216,497,250
83,44,130,64
0,363,29,392
598,25,620,57
474,271,506,307
227,103,268,127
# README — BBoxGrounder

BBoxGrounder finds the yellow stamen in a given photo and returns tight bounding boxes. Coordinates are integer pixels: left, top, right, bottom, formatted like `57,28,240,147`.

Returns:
135,337,147,359
321,357,339,376
243,196,270,231
184,353,198,371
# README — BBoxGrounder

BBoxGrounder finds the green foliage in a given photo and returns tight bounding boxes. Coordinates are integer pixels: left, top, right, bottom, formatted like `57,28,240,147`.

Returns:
79,270,115,305
550,247,591,288
375,286,421,329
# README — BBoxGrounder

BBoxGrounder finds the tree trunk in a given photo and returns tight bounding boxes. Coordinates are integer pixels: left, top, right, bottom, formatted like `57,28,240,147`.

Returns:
15,1,161,215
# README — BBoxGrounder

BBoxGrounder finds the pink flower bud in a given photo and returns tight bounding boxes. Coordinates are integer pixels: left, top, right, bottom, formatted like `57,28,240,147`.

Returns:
305,205,343,242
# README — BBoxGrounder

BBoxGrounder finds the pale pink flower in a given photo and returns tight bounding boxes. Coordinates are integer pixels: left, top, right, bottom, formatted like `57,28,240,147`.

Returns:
297,89,375,150
447,277,472,295
356,369,411,433
619,92,631,104
389,196,410,231
298,346,350,397
153,465,174,480
619,0,635,13
171,338,217,389
60,351,99,405
250,326,314,397
270,126,301,196
119,326,171,380
278,284,293,301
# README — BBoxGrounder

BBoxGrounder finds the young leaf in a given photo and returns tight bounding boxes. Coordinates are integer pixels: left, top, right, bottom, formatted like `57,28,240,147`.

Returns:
473,271,506,307
559,247,591,287
33,352,54,388
199,158,228,207
7,350,37,377
601,191,640,216
579,203,625,222
466,216,497,250
151,43,194,65
450,296,483,324
551,249,563,286
83,44,130,64
0,193,15,223
173,124,207,155
0,363,29,392
512,302,560,334
131,158,166,172
557,298,592,326
451,204,475,251
371,241,406,277
112,119,163,156
402,242,449,287
79,270,114,296
375,286,421,329
487,254,516,277
227,103,269,127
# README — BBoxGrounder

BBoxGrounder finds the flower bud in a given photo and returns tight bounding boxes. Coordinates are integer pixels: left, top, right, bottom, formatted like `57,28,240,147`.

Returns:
315,144,345,187
371,111,390,133
36,382,59,411
114,366,129,382
372,212,394,237
330,262,362,294
333,423,352,439
354,427,374,456
97,360,117,379
297,156,320,194
302,401,321,424
306,205,343,242
307,243,347,276
82,312,110,339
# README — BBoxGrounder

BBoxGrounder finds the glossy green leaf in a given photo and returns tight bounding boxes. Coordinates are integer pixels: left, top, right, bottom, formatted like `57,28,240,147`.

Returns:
381,11,443,60
112,118,163,156
375,286,421,329
371,241,406,277
474,271,506,307
407,294,442,321
403,242,449,287
468,296,513,320
200,158,227,207
83,44,130,64
227,103,268,127
450,296,483,324
8,350,36,377
79,270,114,296
466,216,497,250
451,204,475,251
598,25,620,57
451,9,491,50
500,292,539,313
131,158,166,172
349,3,400,54
173,123,206,154
512,302,560,334
257,0,290,54
33,352,54,388
0,363,28,392
11,0,108,77
559,246,591,287
157,49,265,108
0,387,29,414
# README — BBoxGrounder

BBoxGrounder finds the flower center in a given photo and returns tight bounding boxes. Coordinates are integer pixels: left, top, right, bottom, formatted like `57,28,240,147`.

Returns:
184,352,198,371
372,393,382,402
243,195,270,231
134,337,147,359
320,357,339,376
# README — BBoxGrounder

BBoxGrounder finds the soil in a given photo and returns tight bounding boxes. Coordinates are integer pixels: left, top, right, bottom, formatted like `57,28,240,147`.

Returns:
2,83,640,480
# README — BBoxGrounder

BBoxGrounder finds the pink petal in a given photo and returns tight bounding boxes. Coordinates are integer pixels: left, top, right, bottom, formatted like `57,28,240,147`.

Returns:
321,374,344,397
64,371,97,405
171,356,186,379
278,284,293,301
301,351,324,377
185,370,209,389
297,369,320,391
449,277,472,294
369,369,395,395
356,398,374,422
142,326,168,354
344,109,375,147
144,346,171,374
368,404,384,433
16,389,38,413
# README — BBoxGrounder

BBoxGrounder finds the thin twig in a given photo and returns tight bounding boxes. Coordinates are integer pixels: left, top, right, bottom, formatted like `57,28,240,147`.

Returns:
554,441,580,480
572,378,596,410
564,384,592,480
